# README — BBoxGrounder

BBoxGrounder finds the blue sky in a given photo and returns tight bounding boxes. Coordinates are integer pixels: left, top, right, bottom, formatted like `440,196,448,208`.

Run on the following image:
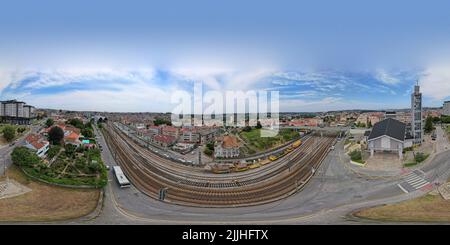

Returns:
1,0,450,112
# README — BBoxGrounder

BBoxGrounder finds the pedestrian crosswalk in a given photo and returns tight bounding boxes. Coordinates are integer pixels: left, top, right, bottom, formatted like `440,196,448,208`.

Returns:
0,183,7,194
397,170,431,193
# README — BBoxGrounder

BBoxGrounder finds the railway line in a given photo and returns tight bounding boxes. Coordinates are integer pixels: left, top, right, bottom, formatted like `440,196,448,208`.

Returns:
102,123,336,207
110,122,316,182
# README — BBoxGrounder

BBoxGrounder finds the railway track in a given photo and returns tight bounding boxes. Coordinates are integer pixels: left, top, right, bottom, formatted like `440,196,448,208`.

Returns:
102,123,336,207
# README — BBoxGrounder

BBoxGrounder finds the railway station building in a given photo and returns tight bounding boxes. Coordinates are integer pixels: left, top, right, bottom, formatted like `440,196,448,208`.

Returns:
214,135,240,158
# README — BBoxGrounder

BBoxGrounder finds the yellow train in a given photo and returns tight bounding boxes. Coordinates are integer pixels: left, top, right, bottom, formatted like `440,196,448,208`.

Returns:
248,162,261,169
292,139,302,148
211,164,232,174
234,163,249,172
269,155,278,161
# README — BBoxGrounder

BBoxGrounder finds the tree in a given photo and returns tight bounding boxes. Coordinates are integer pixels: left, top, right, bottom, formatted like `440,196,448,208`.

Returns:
256,121,262,129
81,128,94,138
203,148,213,156
11,146,41,167
424,116,433,133
67,118,84,129
367,120,372,128
206,142,215,151
45,118,54,128
153,118,172,126
2,125,15,142
48,126,64,145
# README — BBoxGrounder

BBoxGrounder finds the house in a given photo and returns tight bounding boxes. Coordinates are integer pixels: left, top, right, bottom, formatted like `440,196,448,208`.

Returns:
152,134,177,148
214,135,240,158
25,134,50,157
161,126,179,138
180,128,199,143
367,118,412,159
64,131,81,146
148,125,161,135
180,127,219,144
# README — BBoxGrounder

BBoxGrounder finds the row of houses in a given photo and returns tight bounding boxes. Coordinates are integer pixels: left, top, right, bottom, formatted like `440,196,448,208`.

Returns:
134,124,220,147
25,123,88,157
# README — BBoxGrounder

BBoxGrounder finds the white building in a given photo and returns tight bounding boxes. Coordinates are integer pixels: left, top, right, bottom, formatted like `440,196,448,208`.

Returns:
25,134,50,157
367,118,411,159
443,101,450,116
411,84,423,145
0,100,35,124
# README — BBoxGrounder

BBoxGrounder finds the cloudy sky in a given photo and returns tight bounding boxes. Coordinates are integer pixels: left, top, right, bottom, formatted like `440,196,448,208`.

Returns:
1,0,450,112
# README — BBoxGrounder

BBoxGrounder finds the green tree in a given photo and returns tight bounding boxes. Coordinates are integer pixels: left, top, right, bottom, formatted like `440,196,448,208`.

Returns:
48,126,64,145
424,116,433,133
206,142,215,151
11,146,42,167
2,125,16,142
256,121,262,129
45,118,54,128
67,118,84,129
81,128,94,138
203,147,213,156
153,118,172,126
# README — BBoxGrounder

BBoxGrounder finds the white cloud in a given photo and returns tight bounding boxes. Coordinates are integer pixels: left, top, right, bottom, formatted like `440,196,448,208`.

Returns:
24,81,172,112
420,64,450,100
375,69,401,85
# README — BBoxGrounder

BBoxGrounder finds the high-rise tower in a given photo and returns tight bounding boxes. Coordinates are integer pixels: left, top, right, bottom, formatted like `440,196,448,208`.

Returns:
411,82,422,145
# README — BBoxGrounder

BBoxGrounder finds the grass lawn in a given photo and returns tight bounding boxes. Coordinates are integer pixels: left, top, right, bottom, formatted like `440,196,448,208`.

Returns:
239,128,299,151
354,194,450,222
0,165,100,222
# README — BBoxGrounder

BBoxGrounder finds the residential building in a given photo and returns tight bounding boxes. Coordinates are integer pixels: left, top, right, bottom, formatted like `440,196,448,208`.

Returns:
384,111,397,120
214,135,240,158
411,84,423,145
25,134,50,157
64,132,81,146
288,117,323,127
367,118,411,159
0,100,35,124
161,126,179,138
443,101,450,116
148,125,161,135
180,128,199,143
152,134,177,148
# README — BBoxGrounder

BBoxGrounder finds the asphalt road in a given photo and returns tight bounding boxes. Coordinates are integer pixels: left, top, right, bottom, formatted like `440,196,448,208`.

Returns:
82,124,450,224
0,124,41,176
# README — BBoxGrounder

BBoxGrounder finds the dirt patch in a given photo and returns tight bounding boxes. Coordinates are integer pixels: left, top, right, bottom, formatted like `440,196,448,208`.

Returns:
0,165,100,222
354,194,450,222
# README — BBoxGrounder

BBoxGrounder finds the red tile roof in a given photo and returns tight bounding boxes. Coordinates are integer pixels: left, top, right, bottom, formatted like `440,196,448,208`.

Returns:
153,134,176,144
221,135,240,148
25,134,48,150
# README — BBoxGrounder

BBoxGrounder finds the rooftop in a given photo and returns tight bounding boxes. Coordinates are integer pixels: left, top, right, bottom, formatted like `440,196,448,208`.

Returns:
368,118,406,142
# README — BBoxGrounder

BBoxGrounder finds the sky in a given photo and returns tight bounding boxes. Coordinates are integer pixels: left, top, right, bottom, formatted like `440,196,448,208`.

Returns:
1,0,450,112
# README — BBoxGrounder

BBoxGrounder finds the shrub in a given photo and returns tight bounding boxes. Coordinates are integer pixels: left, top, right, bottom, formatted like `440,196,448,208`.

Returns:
415,152,428,163
204,148,213,156
349,150,363,162
45,118,54,128
11,147,42,167
2,125,16,142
